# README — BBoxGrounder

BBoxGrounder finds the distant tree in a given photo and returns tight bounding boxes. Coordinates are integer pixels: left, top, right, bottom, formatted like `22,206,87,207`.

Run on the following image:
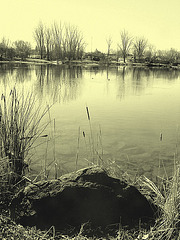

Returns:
51,21,63,61
6,47,16,60
33,21,45,59
106,36,113,57
118,30,133,63
63,23,85,61
14,40,31,59
157,50,166,63
144,44,157,62
62,23,74,60
0,37,11,58
156,48,179,64
133,37,147,62
75,31,86,60
0,43,4,59
33,21,86,61
44,26,53,61
167,48,179,63
91,49,105,61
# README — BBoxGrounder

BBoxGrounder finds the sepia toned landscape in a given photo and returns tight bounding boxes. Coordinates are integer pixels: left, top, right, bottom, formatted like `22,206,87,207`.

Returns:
1,0,180,239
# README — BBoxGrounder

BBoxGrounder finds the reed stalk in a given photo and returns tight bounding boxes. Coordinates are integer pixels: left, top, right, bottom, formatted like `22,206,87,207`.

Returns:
0,87,51,184
82,131,88,158
75,126,80,170
86,106,95,163
53,118,58,179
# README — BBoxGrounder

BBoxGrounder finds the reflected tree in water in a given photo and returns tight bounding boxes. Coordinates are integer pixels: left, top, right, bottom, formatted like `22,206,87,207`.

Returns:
132,68,151,94
0,64,180,105
151,68,179,80
35,65,46,89
35,65,83,103
0,63,32,84
116,67,151,98
0,64,16,84
116,67,127,100
115,67,179,100
15,64,32,82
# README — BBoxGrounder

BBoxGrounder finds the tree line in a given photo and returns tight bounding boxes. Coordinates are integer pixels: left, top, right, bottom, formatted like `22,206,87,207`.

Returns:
0,37,31,60
33,21,86,61
0,21,86,62
0,22,180,65
106,30,180,64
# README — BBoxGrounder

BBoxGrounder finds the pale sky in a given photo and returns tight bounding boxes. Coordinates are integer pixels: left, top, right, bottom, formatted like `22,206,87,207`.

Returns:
1,0,180,52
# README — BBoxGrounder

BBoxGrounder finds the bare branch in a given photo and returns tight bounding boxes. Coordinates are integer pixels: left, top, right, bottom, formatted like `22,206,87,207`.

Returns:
133,37,148,61
118,30,133,63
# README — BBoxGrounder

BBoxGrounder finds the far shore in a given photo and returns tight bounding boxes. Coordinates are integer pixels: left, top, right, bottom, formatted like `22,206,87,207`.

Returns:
0,58,180,69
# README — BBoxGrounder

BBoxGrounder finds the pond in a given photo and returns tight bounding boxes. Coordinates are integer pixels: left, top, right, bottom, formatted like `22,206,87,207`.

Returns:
0,63,180,181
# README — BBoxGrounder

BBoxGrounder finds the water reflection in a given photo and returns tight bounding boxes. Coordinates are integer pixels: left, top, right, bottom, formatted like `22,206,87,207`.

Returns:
15,65,32,82
34,65,83,103
0,63,32,84
132,67,151,81
0,64,178,103
115,66,178,99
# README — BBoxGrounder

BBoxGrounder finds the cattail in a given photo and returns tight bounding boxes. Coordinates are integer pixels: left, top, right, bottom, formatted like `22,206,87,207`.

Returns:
160,133,163,141
41,134,48,138
83,131,85,138
86,106,90,121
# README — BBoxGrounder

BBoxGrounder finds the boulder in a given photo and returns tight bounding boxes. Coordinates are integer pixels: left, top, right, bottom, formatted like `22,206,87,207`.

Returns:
10,166,155,231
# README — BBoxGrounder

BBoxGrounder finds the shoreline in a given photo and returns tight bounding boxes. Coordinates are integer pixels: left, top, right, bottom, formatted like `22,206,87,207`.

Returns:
0,58,180,69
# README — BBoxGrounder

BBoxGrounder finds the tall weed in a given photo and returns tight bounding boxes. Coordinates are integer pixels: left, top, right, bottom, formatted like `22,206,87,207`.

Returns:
0,87,50,184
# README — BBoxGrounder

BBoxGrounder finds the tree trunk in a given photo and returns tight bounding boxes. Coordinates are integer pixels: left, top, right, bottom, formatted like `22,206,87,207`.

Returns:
123,55,126,63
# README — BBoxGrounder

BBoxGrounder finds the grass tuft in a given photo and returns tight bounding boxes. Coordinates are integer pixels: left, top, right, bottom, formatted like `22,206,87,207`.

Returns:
0,87,51,184
137,158,180,240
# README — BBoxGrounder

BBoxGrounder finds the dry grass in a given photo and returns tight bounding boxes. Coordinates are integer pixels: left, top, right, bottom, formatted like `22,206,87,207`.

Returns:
0,214,56,240
137,158,180,240
0,87,51,184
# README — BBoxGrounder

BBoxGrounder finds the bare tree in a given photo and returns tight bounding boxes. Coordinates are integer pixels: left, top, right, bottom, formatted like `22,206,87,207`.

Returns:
167,48,179,63
52,21,63,61
63,23,85,61
44,26,53,61
106,36,113,57
144,44,156,62
73,28,85,60
156,48,179,64
0,37,11,58
133,37,147,61
63,24,75,60
118,30,133,63
33,21,45,59
33,21,86,61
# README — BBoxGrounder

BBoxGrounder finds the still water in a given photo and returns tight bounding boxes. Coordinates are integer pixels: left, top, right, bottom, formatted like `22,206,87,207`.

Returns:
0,63,180,180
